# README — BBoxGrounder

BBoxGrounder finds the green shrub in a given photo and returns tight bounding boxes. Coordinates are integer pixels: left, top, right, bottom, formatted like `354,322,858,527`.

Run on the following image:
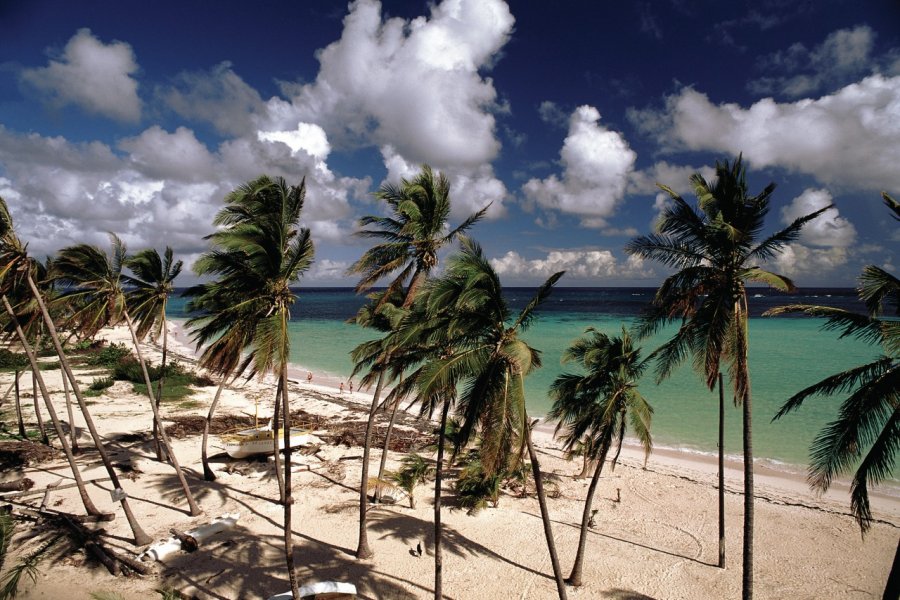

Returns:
0,349,29,372
113,357,144,383
86,343,132,368
89,377,114,392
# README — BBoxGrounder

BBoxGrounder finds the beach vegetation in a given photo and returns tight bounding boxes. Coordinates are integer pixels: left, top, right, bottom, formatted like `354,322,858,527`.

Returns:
625,155,829,599
388,453,435,508
549,327,652,586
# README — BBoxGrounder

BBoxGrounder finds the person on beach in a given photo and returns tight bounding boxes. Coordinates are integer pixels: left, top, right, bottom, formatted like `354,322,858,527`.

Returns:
306,371,312,384
349,380,353,393
340,381,345,394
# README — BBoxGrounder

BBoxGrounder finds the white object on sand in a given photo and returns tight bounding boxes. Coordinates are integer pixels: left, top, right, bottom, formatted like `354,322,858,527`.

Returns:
268,581,358,599
221,426,313,459
139,512,240,562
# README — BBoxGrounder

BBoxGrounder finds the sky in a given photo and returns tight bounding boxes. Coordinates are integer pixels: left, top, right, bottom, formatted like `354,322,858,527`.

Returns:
0,0,898,287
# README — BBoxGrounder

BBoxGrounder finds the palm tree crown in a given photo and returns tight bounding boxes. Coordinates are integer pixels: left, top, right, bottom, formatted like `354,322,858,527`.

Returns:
124,247,183,341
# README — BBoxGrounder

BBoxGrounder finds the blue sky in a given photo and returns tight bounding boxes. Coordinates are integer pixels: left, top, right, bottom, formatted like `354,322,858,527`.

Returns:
1,0,898,287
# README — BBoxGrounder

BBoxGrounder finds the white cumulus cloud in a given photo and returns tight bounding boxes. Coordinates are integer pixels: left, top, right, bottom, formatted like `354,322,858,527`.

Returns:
490,249,651,282
21,28,141,122
781,188,857,248
523,105,637,228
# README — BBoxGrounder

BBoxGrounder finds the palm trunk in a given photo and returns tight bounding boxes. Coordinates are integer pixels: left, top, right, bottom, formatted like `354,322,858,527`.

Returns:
123,311,202,517
280,361,300,600
525,417,568,600
356,369,387,559
32,366,49,445
14,369,25,438
62,361,79,453
152,310,169,463
25,274,152,546
575,448,593,479
736,296,754,600
202,378,227,481
883,536,900,600
2,295,105,518
567,439,611,586
401,267,426,309
272,378,286,504
434,401,450,600
718,372,725,569
374,393,402,502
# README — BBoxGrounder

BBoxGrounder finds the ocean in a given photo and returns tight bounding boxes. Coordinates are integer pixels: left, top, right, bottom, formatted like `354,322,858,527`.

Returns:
167,287,886,474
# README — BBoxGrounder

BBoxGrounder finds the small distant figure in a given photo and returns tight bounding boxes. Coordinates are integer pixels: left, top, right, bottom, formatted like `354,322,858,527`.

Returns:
306,371,313,384
339,382,345,394
587,509,599,529
348,380,354,394
416,542,423,557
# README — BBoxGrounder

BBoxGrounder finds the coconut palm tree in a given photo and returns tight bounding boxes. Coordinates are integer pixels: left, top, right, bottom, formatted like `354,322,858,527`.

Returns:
123,247,183,462
765,193,899,599
408,237,567,599
51,234,201,517
624,156,829,599
0,196,143,539
348,164,487,559
549,327,653,586
187,175,314,600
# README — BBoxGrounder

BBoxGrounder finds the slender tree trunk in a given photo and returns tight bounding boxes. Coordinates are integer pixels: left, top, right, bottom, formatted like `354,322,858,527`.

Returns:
25,275,152,546
123,311,202,517
14,369,25,438
374,393,402,502
718,372,725,569
280,361,300,600
434,401,450,600
736,297,754,600
62,360,78,453
152,311,169,463
272,378,286,504
401,267,425,309
575,449,593,479
567,439,611,586
2,295,105,518
32,366,49,445
525,417,568,599
883,536,900,600
356,369,387,559
202,378,227,481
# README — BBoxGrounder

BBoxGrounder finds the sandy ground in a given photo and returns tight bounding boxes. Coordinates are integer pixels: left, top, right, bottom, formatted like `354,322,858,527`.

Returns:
1,322,897,600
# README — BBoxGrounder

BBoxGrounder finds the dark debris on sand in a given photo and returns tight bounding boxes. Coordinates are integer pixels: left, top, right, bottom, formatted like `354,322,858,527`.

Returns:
0,440,62,471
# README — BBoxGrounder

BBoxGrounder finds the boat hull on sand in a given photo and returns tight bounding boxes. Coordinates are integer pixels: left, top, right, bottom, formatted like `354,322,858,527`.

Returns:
222,427,312,459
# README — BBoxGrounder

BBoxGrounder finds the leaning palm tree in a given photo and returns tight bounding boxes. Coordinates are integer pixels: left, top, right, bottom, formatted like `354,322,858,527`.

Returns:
348,165,487,559
51,235,201,517
124,247,183,462
187,175,314,600
624,156,829,600
0,197,142,540
765,192,899,599
409,237,567,599
549,327,653,586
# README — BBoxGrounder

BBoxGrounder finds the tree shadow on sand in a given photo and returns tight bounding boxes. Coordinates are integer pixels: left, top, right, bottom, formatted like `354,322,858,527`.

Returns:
605,589,657,600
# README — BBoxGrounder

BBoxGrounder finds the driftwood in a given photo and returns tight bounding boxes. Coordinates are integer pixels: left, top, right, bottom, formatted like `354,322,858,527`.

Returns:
0,478,34,493
170,528,199,552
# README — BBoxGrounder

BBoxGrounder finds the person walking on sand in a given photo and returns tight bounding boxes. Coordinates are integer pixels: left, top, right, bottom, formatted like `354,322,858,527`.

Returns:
349,380,354,394
306,371,312,384
340,381,345,394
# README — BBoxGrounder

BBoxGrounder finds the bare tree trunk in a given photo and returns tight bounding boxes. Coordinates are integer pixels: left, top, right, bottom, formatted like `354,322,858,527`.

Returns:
123,311,202,517
718,372,725,569
280,362,300,600
374,393,402,502
525,418,568,600
14,369,25,438
152,312,169,463
737,297,754,600
883,536,900,600
201,378,226,481
25,275,152,546
2,295,105,518
567,439,611,586
32,366,49,445
62,361,78,453
434,401,450,600
272,378,286,504
356,369,387,559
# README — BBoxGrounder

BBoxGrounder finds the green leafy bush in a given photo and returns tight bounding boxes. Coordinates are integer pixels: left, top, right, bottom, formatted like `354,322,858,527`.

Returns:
0,350,28,371
85,343,132,368
89,377,114,391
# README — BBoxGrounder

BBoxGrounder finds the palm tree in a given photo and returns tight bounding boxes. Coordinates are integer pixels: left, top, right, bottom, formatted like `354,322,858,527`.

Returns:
388,453,435,508
624,156,829,599
348,164,487,559
549,327,653,586
187,175,314,600
409,237,567,599
124,247,183,462
765,192,899,599
0,196,143,540
51,234,201,517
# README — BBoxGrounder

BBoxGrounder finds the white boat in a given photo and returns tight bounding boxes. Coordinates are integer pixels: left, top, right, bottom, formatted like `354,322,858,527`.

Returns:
221,425,313,459
268,581,357,599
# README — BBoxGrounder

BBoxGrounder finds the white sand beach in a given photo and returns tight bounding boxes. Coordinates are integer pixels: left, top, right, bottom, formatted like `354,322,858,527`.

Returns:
1,323,897,599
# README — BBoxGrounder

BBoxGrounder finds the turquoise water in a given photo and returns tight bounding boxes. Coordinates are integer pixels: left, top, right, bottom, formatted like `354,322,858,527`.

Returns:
169,288,887,471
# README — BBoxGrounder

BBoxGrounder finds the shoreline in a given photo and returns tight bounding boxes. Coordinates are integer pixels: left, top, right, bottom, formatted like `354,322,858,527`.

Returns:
168,317,900,508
